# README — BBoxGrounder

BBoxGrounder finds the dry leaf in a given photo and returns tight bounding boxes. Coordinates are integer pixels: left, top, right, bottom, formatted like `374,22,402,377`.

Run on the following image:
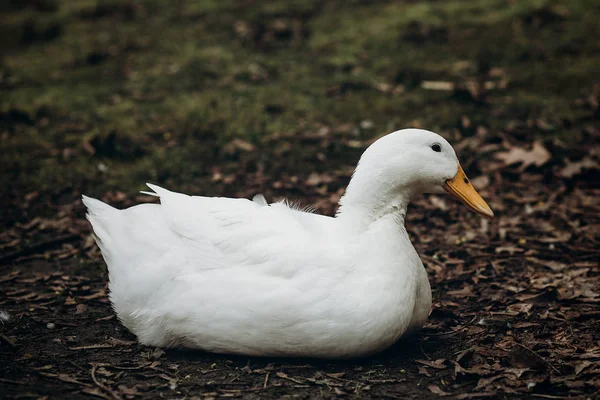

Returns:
496,141,551,170
558,157,599,178
416,359,448,369
428,384,450,396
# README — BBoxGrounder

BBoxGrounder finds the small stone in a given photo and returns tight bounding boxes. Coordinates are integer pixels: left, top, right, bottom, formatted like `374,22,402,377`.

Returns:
0,310,10,322
360,120,374,130
46,322,56,329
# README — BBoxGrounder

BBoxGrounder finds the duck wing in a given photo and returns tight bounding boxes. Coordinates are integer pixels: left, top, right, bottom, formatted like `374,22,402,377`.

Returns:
143,184,333,275
84,185,349,352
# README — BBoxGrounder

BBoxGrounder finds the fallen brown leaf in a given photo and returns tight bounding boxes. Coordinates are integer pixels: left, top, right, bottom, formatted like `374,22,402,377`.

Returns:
496,141,551,170
428,384,450,396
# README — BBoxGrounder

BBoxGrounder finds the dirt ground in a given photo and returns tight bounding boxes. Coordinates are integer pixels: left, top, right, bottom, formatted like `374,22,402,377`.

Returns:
1,1,600,399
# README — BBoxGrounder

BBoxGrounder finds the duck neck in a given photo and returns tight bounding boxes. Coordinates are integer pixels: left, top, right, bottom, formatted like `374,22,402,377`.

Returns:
335,170,414,230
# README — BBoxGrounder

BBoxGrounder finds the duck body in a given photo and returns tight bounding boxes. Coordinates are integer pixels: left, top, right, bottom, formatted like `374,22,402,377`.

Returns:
83,187,431,358
84,129,492,358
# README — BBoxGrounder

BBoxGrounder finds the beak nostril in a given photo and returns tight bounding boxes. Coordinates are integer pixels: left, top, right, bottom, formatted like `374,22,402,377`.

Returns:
463,178,469,185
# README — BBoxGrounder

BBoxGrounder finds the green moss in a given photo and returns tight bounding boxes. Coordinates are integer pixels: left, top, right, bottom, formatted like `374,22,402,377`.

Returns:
1,0,598,194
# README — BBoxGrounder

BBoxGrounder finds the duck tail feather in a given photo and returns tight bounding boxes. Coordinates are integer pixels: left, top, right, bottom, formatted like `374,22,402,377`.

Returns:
82,195,113,214
81,195,117,263
144,183,172,198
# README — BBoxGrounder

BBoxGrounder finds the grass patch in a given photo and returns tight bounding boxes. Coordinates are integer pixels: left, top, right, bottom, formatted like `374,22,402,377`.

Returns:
1,0,598,195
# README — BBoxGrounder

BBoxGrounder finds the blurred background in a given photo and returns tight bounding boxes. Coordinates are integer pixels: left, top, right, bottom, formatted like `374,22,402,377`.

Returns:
1,0,598,207
1,1,599,398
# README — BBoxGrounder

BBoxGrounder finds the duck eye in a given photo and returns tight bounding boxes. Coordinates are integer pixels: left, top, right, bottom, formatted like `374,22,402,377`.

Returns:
431,143,441,152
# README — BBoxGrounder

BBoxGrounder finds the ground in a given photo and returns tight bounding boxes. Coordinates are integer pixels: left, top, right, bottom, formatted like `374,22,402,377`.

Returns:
1,0,599,399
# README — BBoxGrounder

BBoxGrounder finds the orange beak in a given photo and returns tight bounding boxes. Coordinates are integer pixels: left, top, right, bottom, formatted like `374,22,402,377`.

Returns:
443,164,494,218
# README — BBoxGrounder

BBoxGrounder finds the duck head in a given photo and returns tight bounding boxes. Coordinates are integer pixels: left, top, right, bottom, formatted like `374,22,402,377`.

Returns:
338,129,493,221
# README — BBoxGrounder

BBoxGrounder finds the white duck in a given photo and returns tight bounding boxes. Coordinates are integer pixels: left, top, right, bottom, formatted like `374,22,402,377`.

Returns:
83,129,493,358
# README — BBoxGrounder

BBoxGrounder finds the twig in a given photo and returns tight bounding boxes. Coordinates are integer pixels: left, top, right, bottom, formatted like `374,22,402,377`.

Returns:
70,344,114,351
0,334,16,347
93,362,153,370
0,233,80,265
420,341,431,360
514,342,561,375
0,377,27,385
0,271,20,283
423,328,467,337
263,371,270,389
68,360,89,372
424,315,479,337
90,364,122,400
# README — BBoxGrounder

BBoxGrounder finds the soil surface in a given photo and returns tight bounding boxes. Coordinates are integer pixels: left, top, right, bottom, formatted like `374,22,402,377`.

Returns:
1,1,599,399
